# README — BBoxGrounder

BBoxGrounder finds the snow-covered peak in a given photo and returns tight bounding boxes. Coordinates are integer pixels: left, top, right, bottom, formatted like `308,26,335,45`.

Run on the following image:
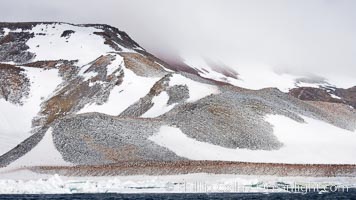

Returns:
0,22,141,66
26,23,115,66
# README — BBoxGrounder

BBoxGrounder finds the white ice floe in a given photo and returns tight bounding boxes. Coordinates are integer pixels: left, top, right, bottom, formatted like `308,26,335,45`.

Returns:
149,116,356,164
0,67,62,155
169,74,219,102
141,92,177,118
0,173,354,194
77,65,160,116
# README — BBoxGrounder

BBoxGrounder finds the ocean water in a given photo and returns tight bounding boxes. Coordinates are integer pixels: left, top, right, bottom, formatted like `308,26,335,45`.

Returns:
1,191,356,200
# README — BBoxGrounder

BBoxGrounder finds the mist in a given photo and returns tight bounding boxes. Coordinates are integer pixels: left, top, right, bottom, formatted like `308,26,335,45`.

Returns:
1,0,355,81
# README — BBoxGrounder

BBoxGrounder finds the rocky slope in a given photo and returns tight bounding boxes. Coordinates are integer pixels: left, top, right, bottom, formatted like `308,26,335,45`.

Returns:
0,22,356,176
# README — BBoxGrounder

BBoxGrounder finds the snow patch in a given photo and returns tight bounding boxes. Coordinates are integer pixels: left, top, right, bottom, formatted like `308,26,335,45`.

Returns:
1,28,23,36
155,61,174,72
6,128,70,168
141,92,176,118
295,82,330,88
182,56,355,91
106,54,124,76
0,67,62,155
78,54,123,83
235,65,298,92
149,118,356,164
229,66,355,92
330,94,342,100
77,66,160,116
184,58,239,85
78,63,98,81
169,74,219,102
26,23,114,66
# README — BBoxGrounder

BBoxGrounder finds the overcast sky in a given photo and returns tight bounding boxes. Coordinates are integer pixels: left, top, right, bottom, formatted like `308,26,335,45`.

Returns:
1,0,355,79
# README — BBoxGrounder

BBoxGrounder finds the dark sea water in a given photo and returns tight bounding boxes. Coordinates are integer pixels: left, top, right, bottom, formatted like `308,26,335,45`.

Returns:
1,191,356,200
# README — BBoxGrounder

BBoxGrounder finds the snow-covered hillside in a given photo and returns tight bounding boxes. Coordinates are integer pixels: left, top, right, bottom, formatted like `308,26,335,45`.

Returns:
182,56,356,92
149,115,356,164
0,22,139,155
26,24,114,65
0,67,62,155
0,22,356,180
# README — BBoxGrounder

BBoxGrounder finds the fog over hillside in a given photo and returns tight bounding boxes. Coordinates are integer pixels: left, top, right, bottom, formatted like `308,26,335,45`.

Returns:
1,0,355,83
